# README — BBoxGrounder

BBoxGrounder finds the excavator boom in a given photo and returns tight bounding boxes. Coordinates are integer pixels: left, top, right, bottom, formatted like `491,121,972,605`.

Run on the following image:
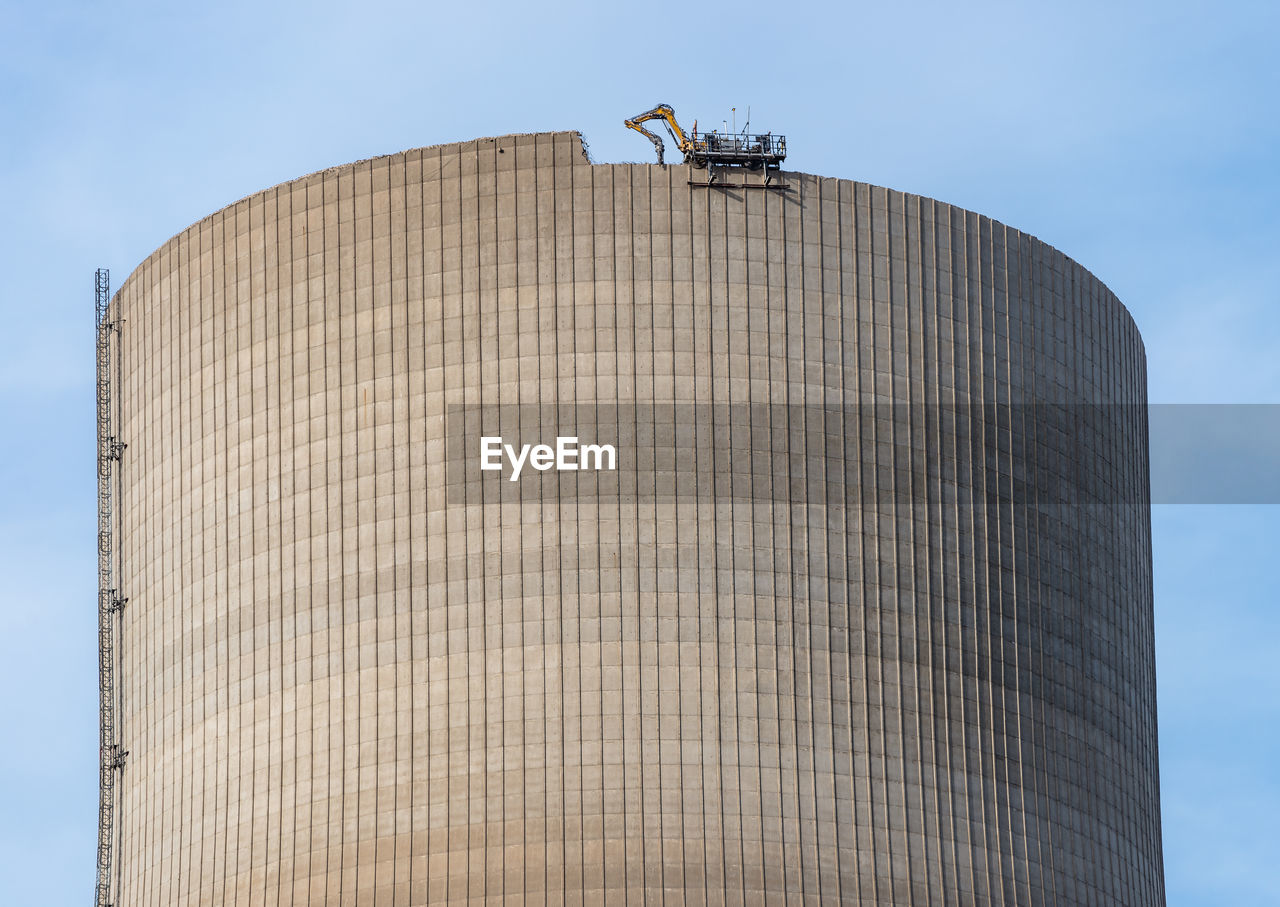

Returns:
624,103,693,166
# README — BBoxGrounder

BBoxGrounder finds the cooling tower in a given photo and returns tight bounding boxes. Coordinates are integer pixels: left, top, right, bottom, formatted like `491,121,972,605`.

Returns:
94,131,1165,904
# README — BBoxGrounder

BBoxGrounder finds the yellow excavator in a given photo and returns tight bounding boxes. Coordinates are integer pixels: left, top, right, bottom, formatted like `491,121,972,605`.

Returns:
624,103,786,170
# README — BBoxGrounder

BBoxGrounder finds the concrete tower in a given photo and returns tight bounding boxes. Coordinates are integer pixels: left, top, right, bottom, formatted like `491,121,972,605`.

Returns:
95,131,1164,904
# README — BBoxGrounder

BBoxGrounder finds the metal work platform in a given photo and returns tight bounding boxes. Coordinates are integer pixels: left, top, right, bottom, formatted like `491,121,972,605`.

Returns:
691,131,787,170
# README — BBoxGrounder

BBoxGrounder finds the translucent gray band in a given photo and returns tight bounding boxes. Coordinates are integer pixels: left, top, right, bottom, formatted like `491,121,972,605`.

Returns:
441,403,1279,505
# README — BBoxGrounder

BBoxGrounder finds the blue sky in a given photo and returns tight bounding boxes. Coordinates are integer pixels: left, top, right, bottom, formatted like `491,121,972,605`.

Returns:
1,1,1276,903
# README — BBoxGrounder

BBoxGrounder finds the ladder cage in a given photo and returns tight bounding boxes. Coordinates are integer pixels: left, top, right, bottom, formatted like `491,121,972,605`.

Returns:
94,267,123,907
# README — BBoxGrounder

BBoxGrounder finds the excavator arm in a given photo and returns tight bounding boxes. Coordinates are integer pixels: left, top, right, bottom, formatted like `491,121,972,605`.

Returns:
624,103,695,165
624,119,667,165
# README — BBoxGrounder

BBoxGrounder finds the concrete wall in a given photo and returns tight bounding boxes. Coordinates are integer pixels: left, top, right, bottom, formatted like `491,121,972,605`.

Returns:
107,131,1165,904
